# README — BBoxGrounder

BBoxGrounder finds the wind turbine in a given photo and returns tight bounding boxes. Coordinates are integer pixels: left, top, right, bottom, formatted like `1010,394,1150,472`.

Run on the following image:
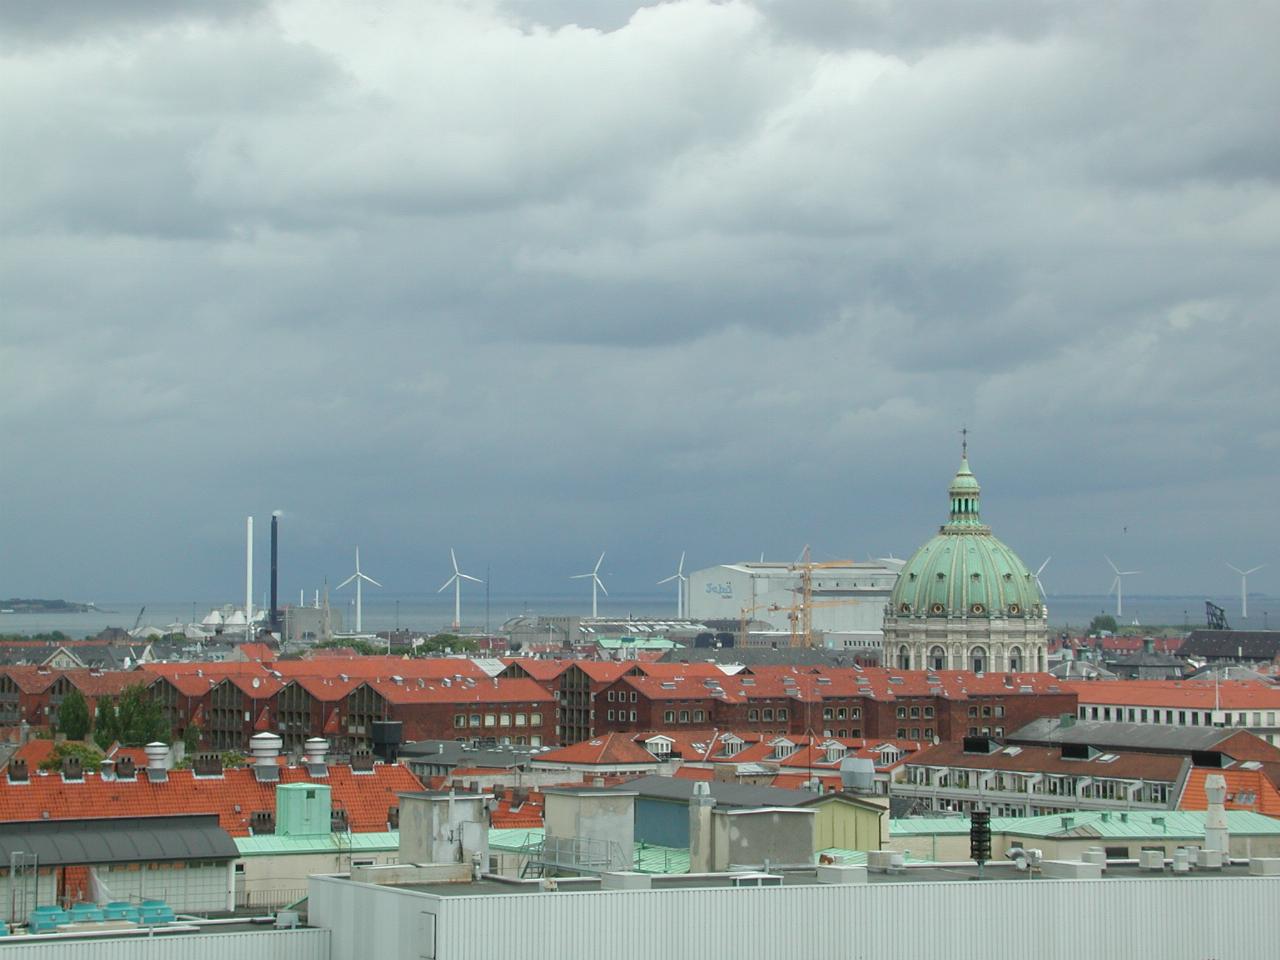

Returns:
571,552,608,618
658,551,688,619
1226,562,1265,619
337,547,381,634
1033,557,1051,598
1105,556,1139,618
438,548,483,631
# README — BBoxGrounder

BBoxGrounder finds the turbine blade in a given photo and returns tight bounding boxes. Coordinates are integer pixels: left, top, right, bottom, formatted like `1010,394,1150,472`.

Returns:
361,575,383,587
678,551,685,575
594,552,606,574
336,574,357,589
570,573,592,580
1036,557,1052,576
451,548,459,574
1246,564,1265,575
658,575,677,585
596,578,609,596
1105,555,1119,575
461,574,483,583
1226,563,1244,576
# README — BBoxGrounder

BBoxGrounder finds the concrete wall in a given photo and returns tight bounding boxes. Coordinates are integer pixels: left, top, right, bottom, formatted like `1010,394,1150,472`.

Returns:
398,794,488,866
238,850,399,905
309,872,1280,960
543,790,634,873
710,808,814,871
889,830,1280,863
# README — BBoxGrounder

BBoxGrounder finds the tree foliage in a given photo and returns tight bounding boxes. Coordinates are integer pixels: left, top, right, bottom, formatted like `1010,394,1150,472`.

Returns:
58,688,91,740
94,683,168,746
1088,614,1118,635
38,741,103,772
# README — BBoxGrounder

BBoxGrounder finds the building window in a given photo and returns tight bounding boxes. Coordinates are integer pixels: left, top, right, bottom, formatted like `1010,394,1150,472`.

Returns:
515,714,527,726
469,714,481,728
924,727,934,739
897,728,907,739
897,707,907,719
778,708,788,720
608,691,615,702
500,714,511,726
664,710,676,723
631,692,638,703
763,708,774,721
748,709,759,721
851,708,860,719
607,710,615,720
679,710,690,723
630,711,637,721
530,713,542,725
911,728,920,738
454,714,466,728
968,706,978,718
910,706,920,719
531,736,541,746
693,710,705,723
823,707,834,720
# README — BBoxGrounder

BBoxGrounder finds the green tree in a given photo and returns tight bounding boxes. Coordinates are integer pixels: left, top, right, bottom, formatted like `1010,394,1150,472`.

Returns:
38,741,103,772
93,698,118,750
58,688,91,740
183,723,202,755
96,684,168,746
1088,614,1118,635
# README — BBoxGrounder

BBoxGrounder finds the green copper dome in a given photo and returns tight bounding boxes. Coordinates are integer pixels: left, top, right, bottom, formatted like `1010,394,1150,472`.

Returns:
890,457,1043,620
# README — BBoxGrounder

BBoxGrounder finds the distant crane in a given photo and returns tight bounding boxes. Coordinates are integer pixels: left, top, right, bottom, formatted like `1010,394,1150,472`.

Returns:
132,606,146,632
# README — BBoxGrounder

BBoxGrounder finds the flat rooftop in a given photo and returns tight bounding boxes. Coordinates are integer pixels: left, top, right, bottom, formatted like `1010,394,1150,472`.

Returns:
386,860,1265,898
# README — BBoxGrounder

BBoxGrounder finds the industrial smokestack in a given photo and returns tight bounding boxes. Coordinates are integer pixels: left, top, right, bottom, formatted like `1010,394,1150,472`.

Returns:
246,516,254,639
270,511,281,631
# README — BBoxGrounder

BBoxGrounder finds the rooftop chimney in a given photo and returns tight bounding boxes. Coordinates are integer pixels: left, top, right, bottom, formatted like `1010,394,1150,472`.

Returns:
115,756,136,780
1204,773,1229,855
689,781,716,873
304,737,330,777
8,758,29,783
144,742,169,782
250,732,283,782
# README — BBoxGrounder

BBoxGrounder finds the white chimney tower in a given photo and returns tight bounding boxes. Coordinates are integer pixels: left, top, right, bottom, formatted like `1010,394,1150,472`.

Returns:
1204,773,1229,855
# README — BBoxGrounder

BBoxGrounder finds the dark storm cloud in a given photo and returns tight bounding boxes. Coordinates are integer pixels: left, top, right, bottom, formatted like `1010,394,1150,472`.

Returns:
1,0,1277,605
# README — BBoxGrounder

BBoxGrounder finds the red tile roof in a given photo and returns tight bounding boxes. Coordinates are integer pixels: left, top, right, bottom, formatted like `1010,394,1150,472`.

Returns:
535,733,659,766
904,740,1187,781
1066,679,1280,709
1179,766,1280,817
0,762,423,836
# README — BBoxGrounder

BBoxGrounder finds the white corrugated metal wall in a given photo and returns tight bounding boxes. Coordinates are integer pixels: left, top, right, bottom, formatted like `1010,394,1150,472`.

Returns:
312,874,1279,960
0,928,328,960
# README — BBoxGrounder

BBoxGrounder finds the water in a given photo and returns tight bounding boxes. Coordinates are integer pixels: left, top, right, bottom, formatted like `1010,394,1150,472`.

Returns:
2,592,1274,640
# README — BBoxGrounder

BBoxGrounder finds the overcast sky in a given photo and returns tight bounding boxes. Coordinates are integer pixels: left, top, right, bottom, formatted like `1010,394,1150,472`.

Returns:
2,0,1278,606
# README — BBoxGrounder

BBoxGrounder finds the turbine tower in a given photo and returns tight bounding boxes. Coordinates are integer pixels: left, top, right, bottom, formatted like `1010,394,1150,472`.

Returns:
657,551,688,619
571,552,608,618
1033,557,1052,599
337,547,381,634
438,548,483,631
1226,562,1265,619
1105,556,1139,618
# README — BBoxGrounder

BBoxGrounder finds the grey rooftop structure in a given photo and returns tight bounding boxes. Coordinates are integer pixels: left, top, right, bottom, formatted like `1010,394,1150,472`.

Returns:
1007,717,1252,755
0,813,238,867
609,774,817,808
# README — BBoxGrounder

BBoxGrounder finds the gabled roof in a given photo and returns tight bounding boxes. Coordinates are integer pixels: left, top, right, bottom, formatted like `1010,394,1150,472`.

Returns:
1065,679,1280,709
534,733,658,767
0,761,423,836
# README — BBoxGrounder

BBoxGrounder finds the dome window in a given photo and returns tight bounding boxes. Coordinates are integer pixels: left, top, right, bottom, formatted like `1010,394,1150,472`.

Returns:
970,572,980,581
971,603,985,615
1008,603,1021,616
930,603,945,615
909,573,917,581
1003,573,1013,581
936,572,945,580
899,602,911,614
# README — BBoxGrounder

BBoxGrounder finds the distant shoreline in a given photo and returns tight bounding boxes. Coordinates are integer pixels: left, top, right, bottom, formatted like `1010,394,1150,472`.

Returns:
0,599,100,614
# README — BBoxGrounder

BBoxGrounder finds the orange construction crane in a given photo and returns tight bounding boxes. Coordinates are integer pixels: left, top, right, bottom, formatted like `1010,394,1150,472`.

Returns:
784,546,861,647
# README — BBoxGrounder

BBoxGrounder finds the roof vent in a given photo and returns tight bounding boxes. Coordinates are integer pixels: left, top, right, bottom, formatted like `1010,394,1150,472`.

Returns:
7,758,29,783
304,737,330,777
144,742,169,782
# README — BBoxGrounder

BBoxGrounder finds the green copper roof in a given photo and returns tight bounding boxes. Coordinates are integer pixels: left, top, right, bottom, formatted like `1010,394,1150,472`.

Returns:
891,810,1280,839
890,456,1043,620
235,831,400,856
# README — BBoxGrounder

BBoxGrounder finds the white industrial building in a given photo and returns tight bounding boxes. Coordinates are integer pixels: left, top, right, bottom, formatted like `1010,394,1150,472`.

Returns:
685,560,903,648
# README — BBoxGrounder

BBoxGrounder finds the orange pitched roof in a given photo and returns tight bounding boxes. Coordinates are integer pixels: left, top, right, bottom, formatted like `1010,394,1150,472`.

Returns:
1066,679,1280,709
536,733,658,766
1179,766,1280,817
0,762,423,836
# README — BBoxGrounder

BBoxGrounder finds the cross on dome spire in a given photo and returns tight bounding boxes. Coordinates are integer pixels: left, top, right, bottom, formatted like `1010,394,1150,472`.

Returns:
960,425,968,459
